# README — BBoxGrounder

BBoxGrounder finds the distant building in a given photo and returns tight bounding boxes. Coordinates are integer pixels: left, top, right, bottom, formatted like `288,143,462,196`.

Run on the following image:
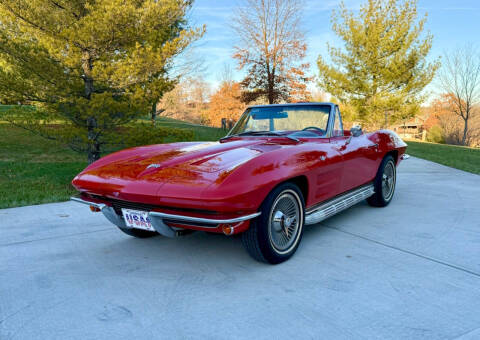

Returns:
392,109,431,140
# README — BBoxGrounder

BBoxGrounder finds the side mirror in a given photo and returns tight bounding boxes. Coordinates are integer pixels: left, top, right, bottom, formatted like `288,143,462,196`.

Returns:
350,125,363,137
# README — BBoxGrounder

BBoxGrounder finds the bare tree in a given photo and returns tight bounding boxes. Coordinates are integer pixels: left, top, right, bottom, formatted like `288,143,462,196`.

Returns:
232,0,311,104
438,46,480,145
151,43,207,125
218,63,235,84
158,77,211,124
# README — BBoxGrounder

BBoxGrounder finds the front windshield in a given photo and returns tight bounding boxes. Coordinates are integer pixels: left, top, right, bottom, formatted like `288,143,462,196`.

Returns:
228,105,331,136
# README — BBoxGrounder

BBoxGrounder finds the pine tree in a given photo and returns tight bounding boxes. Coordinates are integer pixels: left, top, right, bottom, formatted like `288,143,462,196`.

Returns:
0,0,203,163
317,0,440,128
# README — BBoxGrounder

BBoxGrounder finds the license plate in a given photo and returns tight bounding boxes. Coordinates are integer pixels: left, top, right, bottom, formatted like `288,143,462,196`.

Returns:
121,209,155,231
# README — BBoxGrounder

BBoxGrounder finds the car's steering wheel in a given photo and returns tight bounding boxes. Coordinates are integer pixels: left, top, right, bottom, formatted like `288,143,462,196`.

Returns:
302,126,325,135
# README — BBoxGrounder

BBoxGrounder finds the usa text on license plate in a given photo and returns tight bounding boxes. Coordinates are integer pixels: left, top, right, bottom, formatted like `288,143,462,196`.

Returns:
121,209,155,231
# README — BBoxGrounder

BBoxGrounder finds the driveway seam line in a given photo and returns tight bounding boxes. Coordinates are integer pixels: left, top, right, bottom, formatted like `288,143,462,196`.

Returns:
0,228,112,248
323,225,480,279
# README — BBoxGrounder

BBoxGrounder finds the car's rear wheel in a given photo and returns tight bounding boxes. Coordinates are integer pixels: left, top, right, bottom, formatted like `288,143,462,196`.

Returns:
117,227,159,238
367,155,396,207
242,183,305,264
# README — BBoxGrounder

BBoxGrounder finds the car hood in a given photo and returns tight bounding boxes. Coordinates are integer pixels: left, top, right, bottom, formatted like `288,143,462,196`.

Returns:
72,139,293,203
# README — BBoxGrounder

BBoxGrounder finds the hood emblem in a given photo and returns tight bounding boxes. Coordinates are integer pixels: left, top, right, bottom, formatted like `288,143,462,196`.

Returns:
146,163,161,169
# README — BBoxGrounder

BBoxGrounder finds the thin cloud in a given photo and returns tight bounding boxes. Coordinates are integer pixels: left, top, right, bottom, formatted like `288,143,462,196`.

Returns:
304,0,363,12
420,7,480,11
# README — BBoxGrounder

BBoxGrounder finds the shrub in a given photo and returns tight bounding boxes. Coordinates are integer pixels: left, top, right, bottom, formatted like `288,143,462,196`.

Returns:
427,125,445,144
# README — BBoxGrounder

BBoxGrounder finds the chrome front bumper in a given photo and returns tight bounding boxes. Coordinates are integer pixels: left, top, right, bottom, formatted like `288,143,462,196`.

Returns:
70,197,260,237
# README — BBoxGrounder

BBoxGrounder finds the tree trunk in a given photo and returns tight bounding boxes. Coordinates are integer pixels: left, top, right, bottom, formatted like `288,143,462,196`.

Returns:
82,51,94,100
82,50,100,164
87,116,100,163
461,117,468,146
267,70,274,104
268,81,275,104
151,101,157,126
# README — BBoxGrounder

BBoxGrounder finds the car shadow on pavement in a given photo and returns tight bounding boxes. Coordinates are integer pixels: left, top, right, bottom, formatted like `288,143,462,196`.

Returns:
86,220,337,274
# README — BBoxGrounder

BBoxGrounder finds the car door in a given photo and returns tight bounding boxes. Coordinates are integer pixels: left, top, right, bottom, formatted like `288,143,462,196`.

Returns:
300,108,344,207
305,137,344,206
329,106,378,193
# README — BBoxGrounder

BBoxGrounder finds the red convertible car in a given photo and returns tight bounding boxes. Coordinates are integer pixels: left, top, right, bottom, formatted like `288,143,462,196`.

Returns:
72,103,408,263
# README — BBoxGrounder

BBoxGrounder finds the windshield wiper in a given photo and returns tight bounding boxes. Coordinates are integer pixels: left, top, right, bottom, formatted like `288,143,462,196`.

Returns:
220,130,269,141
240,130,277,136
221,130,299,142
244,131,300,142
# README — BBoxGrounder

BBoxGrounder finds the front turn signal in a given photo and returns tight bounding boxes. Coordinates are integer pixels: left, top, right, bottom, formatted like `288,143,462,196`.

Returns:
221,224,234,236
89,205,101,212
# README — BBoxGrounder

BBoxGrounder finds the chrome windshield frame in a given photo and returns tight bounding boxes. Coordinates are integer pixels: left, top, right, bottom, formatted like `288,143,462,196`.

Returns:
225,102,336,139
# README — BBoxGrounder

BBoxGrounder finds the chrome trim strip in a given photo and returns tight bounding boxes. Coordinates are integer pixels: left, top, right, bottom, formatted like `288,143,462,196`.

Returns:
148,211,261,225
70,197,105,210
305,184,375,225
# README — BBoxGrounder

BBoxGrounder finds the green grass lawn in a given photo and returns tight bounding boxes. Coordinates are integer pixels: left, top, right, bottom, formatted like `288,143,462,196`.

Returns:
0,124,87,209
0,119,225,209
0,105,14,112
406,140,480,175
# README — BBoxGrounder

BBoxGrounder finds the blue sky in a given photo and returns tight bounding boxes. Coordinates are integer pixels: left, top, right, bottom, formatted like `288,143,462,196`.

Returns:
186,0,480,92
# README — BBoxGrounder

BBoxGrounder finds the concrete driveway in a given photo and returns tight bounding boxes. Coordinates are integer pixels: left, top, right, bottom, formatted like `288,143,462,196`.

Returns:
1,157,479,339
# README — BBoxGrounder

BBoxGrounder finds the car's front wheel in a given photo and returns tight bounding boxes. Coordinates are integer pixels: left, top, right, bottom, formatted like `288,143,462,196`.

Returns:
242,182,305,264
367,155,396,207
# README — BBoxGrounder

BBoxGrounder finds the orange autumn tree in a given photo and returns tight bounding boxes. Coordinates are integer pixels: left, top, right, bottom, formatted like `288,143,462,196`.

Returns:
429,93,480,145
232,0,311,104
207,81,245,127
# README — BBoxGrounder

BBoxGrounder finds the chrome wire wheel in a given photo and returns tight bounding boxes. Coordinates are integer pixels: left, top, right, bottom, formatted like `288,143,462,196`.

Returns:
382,160,396,201
268,190,303,254
242,182,305,263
